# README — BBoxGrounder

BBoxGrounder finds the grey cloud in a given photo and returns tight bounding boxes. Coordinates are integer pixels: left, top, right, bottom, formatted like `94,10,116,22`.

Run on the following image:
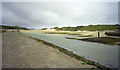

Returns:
2,2,118,29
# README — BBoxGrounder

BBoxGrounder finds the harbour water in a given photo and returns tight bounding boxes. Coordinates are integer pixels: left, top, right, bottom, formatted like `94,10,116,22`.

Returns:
22,32,119,68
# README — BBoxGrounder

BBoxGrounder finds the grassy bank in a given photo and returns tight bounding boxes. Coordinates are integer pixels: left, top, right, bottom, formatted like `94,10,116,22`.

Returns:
46,32,81,35
0,29,6,33
105,32,120,36
66,37,120,45
20,32,111,69
78,35,92,37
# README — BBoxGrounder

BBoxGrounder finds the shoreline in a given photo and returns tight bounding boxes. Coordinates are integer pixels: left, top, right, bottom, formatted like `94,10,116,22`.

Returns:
65,37,120,45
20,32,111,69
3,31,96,68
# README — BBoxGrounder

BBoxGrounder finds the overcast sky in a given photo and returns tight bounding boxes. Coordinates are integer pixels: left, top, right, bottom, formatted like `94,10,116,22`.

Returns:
2,2,118,29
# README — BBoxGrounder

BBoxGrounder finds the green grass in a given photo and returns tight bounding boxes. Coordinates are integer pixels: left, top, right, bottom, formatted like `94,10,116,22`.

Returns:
0,29,6,33
46,32,81,35
104,42,118,45
68,33,81,35
66,37,120,45
78,35,92,37
90,67,97,70
81,62,86,65
65,37,84,40
46,32,68,34
50,24,120,31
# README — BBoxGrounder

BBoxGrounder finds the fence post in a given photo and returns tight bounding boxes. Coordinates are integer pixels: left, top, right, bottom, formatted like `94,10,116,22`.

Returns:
98,31,100,38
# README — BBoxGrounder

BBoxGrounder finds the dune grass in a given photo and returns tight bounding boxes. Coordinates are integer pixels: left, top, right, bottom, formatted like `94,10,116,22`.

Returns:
46,32,81,35
46,32,93,36
68,33,81,35
78,35,92,37
65,37,79,40
46,32,68,34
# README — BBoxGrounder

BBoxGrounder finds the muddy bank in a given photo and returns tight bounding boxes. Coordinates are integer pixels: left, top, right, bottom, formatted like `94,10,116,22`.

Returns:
66,37,120,45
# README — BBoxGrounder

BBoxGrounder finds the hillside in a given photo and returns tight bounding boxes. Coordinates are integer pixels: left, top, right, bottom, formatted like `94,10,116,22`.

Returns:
0,25,28,30
50,24,120,31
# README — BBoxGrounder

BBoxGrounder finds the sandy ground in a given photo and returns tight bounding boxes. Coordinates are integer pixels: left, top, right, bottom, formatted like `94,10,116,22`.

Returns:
2,31,93,68
21,30,108,37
